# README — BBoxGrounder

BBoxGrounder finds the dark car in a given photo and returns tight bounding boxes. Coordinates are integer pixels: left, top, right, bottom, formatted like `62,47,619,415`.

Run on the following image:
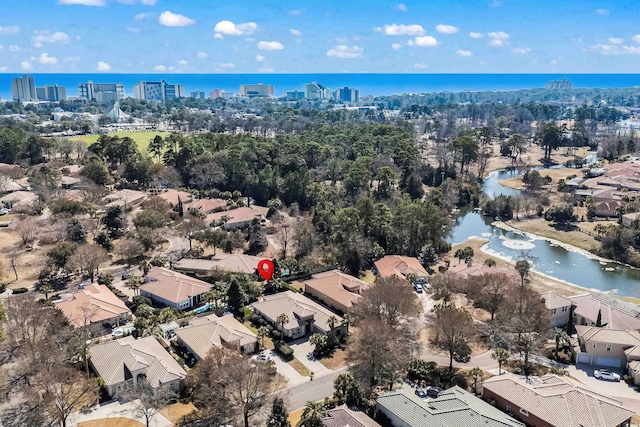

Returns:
426,386,443,398
415,388,427,399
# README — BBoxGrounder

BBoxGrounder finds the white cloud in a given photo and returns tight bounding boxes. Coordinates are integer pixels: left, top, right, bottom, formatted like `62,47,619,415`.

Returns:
21,61,32,71
258,66,274,72
290,29,302,37
596,8,609,15
62,56,80,62
257,41,284,50
288,9,304,16
456,50,472,56
158,11,195,27
35,53,58,65
178,59,188,65
97,61,111,71
58,0,105,5
550,59,558,65
609,37,623,44
153,64,166,71
511,47,531,54
220,62,234,68
126,27,140,33
197,51,208,58
409,35,438,47
9,45,21,51
256,54,265,62
0,67,7,72
375,24,425,36
469,32,483,39
0,26,20,35
487,31,509,46
633,35,640,43
391,43,402,50
32,30,70,47
395,3,408,11
479,61,488,65
623,46,640,54
436,24,459,34
414,63,428,69
587,44,640,55
214,20,257,36
326,45,363,59
134,12,153,20
116,0,158,4
214,33,224,40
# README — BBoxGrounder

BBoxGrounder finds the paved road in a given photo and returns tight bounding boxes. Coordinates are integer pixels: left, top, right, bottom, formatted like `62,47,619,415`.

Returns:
284,367,349,411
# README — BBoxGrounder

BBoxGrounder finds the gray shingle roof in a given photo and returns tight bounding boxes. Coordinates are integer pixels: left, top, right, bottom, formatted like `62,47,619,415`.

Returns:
174,314,257,359
376,386,525,427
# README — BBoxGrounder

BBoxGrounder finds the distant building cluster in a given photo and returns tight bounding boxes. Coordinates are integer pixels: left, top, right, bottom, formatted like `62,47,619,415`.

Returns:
545,77,574,90
285,81,360,103
134,80,185,101
11,74,67,103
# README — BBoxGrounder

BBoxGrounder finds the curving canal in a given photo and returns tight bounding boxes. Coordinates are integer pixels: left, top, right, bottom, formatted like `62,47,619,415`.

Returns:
448,167,640,298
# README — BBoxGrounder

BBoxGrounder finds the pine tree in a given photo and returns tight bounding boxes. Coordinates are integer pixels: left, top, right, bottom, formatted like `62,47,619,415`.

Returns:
226,278,246,314
266,397,291,427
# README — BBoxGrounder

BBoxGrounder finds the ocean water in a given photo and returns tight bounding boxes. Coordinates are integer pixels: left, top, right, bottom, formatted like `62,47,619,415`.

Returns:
1,73,640,101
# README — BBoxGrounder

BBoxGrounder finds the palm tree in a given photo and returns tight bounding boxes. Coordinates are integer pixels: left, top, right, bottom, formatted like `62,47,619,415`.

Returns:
551,328,569,359
301,401,326,427
257,326,269,350
333,373,355,405
309,333,327,355
125,275,144,296
491,347,510,375
139,259,152,276
38,283,54,300
342,313,351,335
276,313,289,344
469,367,484,395
326,315,338,343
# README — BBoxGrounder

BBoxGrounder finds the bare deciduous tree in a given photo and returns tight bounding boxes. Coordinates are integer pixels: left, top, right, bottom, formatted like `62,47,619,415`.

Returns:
68,244,109,282
474,273,513,321
114,238,145,266
14,218,39,247
120,383,176,427
353,276,420,327
430,302,476,376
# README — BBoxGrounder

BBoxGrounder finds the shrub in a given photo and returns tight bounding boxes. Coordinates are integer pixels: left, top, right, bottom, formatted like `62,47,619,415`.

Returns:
12,287,28,294
271,329,282,341
0,283,6,293
275,342,294,361
241,306,252,320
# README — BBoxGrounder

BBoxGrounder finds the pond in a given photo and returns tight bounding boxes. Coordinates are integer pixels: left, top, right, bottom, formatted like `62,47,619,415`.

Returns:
448,165,640,298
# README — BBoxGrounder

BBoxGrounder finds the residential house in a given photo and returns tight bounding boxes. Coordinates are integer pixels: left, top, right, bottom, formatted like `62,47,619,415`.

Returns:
89,336,187,398
303,270,369,314
175,313,258,360
207,206,268,229
373,255,429,284
140,267,213,311
60,175,81,189
376,385,524,427
0,179,24,194
54,284,132,331
568,293,640,330
482,373,634,427
174,254,263,276
540,291,574,327
322,405,381,427
622,212,640,227
102,189,147,208
251,291,345,339
155,189,193,208
0,190,37,209
594,200,624,218
188,198,228,214
572,325,640,372
449,261,519,281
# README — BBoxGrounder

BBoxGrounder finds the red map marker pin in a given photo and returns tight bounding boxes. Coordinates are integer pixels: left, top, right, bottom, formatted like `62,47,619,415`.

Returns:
257,259,275,281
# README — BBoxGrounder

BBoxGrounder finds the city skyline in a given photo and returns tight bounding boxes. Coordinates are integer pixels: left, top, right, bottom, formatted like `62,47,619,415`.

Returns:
0,0,638,74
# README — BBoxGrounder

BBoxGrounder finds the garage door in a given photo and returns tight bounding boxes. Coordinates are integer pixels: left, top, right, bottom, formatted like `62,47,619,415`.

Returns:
576,353,591,364
594,356,622,368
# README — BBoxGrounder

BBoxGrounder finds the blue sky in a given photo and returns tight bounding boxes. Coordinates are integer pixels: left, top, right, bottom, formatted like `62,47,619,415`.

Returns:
0,0,639,73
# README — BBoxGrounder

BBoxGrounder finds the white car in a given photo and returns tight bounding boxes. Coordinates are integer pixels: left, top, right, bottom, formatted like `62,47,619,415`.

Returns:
413,283,423,293
594,369,621,382
251,353,273,362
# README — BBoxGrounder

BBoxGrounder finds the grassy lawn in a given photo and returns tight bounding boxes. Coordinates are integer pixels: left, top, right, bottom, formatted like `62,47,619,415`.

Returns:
359,270,376,284
288,408,304,427
77,419,144,427
68,131,171,153
289,357,312,377
290,280,305,292
506,218,600,253
319,346,350,370
244,321,275,350
159,402,197,424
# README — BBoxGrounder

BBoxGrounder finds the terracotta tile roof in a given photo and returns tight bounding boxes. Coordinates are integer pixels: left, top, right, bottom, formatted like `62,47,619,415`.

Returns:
568,293,640,330
251,290,342,333
141,267,212,305
174,254,263,275
303,270,369,310
102,189,147,207
89,336,186,388
188,198,228,214
54,284,131,327
449,263,518,280
156,189,192,206
540,291,574,310
174,314,257,359
374,255,429,280
206,206,267,226
482,373,634,427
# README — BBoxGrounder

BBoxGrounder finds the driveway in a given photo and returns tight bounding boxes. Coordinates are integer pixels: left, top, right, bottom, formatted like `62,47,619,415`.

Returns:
264,349,308,388
567,363,640,399
68,399,173,427
289,339,330,376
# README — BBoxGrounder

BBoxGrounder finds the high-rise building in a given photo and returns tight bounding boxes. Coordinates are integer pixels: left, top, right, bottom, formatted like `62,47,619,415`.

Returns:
78,81,125,102
304,82,331,100
335,86,360,103
133,80,185,100
11,74,38,102
210,89,233,99
239,83,274,98
284,90,305,101
189,90,206,100
36,85,67,102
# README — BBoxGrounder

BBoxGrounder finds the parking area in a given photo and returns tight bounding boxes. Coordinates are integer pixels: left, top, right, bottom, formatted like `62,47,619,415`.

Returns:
567,364,639,399
262,349,308,387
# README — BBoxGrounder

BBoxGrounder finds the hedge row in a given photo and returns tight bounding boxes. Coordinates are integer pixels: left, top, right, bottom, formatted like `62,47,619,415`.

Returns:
275,342,294,361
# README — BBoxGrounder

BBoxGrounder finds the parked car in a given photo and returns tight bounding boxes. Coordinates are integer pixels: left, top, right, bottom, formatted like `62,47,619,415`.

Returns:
426,386,443,398
121,271,130,280
415,388,427,399
251,353,273,362
594,369,621,382
413,282,424,293
0,208,9,215
454,353,471,363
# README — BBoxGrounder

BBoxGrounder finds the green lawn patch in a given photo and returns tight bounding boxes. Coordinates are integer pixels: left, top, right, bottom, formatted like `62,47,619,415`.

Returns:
68,131,171,153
